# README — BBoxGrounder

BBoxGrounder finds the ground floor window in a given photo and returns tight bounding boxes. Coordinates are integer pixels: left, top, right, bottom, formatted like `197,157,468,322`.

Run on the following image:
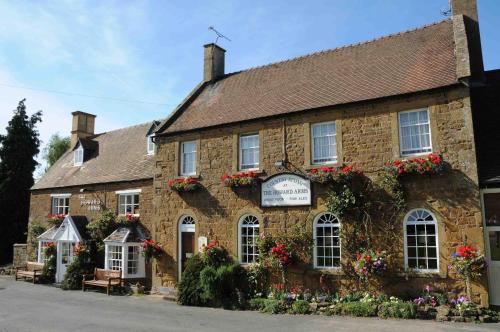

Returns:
107,245,123,271
404,209,439,272
104,243,145,278
37,241,50,263
314,212,341,268
239,214,260,264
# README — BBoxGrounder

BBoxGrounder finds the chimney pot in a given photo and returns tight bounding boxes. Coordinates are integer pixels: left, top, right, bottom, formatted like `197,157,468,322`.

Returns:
71,111,96,148
203,43,225,82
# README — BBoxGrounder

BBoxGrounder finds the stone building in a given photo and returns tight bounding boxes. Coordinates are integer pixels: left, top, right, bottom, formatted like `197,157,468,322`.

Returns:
28,111,158,283
150,0,497,306
26,0,500,306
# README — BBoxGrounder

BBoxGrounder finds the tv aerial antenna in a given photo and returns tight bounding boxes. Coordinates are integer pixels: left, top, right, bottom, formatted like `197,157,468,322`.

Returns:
208,26,231,45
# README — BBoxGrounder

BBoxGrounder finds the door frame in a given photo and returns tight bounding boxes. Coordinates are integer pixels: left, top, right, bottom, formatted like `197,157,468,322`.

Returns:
56,240,75,283
480,188,500,305
178,218,196,281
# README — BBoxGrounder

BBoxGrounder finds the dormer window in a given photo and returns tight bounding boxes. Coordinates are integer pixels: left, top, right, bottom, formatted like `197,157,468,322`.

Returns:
74,145,84,166
147,134,155,155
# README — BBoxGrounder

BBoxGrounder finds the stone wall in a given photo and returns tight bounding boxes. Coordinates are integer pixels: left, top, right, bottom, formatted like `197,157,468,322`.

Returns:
28,179,154,259
153,85,488,304
12,244,27,267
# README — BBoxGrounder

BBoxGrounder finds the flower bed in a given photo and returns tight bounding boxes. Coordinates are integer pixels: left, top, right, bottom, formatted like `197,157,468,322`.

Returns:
246,288,499,323
306,165,361,184
168,177,200,192
387,153,445,177
220,171,258,188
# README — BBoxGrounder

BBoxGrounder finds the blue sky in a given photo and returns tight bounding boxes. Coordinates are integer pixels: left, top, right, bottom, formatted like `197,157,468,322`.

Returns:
0,0,498,174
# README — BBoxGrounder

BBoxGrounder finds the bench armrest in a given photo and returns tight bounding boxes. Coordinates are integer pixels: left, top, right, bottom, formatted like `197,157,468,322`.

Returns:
33,269,43,273
82,274,95,281
107,277,121,285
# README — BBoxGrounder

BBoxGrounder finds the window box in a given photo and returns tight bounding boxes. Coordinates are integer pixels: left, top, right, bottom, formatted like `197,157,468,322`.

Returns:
221,171,259,188
306,165,361,184
168,177,200,192
387,153,445,178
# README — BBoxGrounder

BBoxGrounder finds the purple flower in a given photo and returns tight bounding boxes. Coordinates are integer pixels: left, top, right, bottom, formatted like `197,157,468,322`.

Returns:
413,297,425,305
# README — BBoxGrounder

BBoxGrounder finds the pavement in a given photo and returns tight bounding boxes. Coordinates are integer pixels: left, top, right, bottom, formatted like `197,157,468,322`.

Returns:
0,276,497,332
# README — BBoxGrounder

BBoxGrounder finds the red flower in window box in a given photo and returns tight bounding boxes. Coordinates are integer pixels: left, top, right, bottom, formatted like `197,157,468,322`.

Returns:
386,153,445,178
168,177,200,192
47,213,65,225
306,164,361,184
220,171,258,188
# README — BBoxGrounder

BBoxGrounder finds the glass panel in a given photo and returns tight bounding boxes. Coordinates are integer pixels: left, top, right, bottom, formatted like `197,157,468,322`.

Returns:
407,247,416,257
407,236,416,246
406,225,415,235
484,193,500,226
489,231,500,261
408,259,417,268
428,259,438,269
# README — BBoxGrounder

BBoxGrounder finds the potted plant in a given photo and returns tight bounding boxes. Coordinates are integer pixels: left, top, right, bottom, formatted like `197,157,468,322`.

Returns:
386,153,445,178
142,239,163,263
449,244,486,300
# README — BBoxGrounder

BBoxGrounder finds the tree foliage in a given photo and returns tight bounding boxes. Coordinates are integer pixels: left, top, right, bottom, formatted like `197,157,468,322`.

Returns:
0,99,42,264
42,133,70,170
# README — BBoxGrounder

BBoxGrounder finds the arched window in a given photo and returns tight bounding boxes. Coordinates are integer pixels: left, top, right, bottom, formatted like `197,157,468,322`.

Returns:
313,212,341,268
238,214,260,264
181,216,195,225
404,209,439,272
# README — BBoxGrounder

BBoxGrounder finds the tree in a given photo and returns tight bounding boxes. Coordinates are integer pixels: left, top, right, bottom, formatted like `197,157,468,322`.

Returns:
0,99,42,264
42,134,70,170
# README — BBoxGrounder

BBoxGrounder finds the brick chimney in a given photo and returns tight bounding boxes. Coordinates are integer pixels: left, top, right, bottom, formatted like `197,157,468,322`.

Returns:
203,43,225,82
71,111,96,148
451,0,485,84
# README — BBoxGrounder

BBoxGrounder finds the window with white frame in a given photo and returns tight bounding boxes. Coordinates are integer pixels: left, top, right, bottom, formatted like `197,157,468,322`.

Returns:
180,141,197,176
74,146,84,166
239,134,259,170
118,193,140,215
105,243,144,278
147,134,155,155
107,245,122,271
314,212,341,268
239,215,259,264
311,122,337,164
127,246,139,275
404,209,439,271
399,109,432,156
38,241,50,263
51,195,70,215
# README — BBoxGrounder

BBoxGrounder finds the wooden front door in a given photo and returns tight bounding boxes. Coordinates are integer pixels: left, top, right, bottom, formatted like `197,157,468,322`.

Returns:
181,232,195,272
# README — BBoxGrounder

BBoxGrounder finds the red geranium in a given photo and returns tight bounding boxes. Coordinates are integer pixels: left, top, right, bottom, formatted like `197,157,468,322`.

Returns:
388,153,445,177
142,239,163,261
221,171,258,187
168,177,200,192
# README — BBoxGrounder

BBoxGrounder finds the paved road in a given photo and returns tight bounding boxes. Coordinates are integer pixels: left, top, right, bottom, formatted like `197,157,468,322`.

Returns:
0,276,497,332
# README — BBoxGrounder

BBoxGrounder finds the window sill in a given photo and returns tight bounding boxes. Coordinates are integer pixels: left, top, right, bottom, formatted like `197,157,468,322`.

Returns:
237,168,265,175
310,267,344,275
400,151,433,159
178,174,200,179
304,162,340,170
117,213,140,217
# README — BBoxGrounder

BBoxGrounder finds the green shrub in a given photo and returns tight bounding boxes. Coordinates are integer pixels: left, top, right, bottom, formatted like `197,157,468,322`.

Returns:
199,262,249,309
340,302,378,317
248,298,267,311
177,255,207,306
261,299,286,314
61,242,96,290
41,255,56,283
291,300,310,314
202,246,232,268
378,301,416,319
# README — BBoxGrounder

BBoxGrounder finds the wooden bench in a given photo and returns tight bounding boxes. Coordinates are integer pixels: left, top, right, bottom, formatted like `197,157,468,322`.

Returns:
82,268,122,295
15,262,44,284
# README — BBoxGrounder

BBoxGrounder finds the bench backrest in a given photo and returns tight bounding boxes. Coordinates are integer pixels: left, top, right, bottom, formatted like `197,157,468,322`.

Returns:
26,262,44,271
94,268,121,280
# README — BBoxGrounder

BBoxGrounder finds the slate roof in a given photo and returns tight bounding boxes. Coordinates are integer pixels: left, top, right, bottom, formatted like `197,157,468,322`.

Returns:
104,223,150,243
32,122,155,190
158,20,458,135
37,226,58,241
